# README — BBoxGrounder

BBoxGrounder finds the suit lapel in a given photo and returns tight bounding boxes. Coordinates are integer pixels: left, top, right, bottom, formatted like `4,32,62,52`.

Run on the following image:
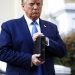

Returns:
39,19,47,36
19,16,34,48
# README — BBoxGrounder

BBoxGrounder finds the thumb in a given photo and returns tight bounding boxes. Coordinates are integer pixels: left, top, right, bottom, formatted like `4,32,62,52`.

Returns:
35,54,40,57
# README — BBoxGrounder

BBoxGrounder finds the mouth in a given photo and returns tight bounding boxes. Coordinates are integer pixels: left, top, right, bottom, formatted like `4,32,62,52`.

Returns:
32,13,39,16
33,11,39,14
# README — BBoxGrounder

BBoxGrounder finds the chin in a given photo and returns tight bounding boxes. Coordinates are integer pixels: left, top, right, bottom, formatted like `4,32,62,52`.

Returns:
32,17,39,20
32,15,40,20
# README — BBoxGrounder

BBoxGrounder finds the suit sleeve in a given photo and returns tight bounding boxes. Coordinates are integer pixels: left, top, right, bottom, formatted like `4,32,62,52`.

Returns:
46,25,67,58
0,23,32,69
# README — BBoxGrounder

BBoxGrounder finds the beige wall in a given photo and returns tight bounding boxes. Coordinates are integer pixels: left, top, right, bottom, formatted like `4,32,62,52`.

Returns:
0,0,15,25
65,0,75,3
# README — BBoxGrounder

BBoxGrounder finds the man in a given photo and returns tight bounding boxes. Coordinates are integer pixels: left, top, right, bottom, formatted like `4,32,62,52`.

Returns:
0,0,67,75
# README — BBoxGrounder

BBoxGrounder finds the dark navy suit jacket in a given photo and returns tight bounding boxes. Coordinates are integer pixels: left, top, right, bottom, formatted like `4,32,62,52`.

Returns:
0,16,66,75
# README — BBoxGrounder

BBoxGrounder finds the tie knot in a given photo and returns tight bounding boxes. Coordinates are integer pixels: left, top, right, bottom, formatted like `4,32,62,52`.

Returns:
31,21,38,25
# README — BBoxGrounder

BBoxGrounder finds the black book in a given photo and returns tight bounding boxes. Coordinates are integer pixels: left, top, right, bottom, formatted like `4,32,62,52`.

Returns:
33,36,46,61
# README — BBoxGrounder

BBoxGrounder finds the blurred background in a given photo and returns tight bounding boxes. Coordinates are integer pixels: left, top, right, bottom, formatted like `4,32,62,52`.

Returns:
0,0,75,75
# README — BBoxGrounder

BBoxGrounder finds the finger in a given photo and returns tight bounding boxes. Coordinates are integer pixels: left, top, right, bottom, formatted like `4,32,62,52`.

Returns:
38,33,44,36
33,58,40,66
41,61,45,64
35,54,40,57
36,61,45,66
36,58,45,65
35,59,42,66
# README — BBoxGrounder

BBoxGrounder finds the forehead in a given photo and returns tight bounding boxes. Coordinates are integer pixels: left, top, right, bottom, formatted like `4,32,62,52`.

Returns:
25,0,42,3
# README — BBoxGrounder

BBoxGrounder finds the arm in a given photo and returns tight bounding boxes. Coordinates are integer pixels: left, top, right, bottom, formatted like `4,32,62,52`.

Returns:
0,23,32,69
46,25,67,58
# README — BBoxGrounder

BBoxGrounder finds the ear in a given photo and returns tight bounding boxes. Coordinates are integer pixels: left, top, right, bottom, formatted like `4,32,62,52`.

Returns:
21,4,24,8
21,4,25,10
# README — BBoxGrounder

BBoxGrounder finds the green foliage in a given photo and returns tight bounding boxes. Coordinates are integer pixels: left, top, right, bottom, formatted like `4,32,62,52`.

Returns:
54,31,75,67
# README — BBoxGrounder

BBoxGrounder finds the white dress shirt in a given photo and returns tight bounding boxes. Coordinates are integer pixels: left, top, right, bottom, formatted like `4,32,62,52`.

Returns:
24,14,41,36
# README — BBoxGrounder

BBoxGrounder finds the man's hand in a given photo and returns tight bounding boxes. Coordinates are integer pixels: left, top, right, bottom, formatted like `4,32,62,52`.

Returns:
32,54,45,66
32,32,49,46
32,32,44,41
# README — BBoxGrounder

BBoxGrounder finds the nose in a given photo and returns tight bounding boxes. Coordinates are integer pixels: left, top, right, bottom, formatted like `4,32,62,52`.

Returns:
33,4,38,9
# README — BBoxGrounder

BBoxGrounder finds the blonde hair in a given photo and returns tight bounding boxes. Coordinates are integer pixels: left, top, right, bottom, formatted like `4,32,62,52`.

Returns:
21,0,27,4
21,0,43,5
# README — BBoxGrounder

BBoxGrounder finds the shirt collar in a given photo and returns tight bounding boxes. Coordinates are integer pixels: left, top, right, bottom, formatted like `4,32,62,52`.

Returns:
24,14,39,26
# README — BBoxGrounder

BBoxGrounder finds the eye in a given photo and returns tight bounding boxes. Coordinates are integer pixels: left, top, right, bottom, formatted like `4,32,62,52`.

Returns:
37,3,40,6
30,3,34,6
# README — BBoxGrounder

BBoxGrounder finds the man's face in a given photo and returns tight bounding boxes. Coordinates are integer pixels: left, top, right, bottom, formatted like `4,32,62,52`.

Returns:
22,0,43,20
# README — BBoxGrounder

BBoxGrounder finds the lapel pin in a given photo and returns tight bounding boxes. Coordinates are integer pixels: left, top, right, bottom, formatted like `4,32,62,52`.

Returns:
44,25,46,27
